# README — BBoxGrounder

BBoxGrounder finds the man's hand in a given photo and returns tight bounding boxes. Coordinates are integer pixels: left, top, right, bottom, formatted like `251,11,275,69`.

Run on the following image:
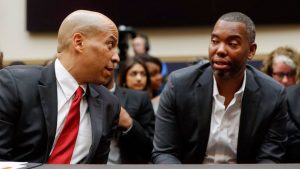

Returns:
118,107,133,129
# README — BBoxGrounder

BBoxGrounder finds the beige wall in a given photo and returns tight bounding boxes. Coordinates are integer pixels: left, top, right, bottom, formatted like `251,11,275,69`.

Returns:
1,0,300,63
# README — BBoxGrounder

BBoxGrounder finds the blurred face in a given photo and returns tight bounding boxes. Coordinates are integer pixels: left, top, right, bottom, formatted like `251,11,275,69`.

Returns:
146,62,163,92
126,63,147,90
80,26,120,85
132,36,146,55
209,20,256,80
272,61,296,87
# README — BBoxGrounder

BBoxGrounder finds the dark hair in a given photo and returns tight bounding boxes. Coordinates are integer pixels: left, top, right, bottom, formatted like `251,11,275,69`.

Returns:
218,12,256,43
137,54,162,72
135,33,150,52
118,57,152,96
0,51,3,69
9,61,26,66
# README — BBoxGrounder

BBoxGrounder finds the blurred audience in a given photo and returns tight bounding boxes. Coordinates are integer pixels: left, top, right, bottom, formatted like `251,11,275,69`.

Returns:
261,46,300,87
104,70,155,164
132,33,168,79
138,54,164,113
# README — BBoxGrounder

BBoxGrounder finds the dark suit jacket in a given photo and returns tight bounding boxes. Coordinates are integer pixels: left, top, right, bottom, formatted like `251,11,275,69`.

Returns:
114,86,155,163
0,63,120,163
284,84,300,163
152,63,288,164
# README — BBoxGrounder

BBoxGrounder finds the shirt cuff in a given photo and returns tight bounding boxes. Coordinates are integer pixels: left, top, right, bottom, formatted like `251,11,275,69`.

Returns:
122,123,133,135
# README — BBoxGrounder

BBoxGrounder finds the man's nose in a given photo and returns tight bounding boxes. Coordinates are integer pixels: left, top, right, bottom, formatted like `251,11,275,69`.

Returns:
112,53,120,69
216,43,227,57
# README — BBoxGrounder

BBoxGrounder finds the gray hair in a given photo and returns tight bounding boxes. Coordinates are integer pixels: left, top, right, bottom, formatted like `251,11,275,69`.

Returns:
273,55,297,70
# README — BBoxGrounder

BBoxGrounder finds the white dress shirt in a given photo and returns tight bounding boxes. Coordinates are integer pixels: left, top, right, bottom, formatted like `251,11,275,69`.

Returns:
50,59,92,164
203,71,246,163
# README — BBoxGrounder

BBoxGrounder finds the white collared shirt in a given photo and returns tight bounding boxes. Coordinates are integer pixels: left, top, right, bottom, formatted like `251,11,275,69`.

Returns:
203,71,246,164
50,59,92,164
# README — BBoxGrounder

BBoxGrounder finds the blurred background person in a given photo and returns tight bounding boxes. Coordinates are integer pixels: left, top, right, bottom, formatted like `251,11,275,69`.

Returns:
8,60,26,66
118,57,152,98
284,84,300,163
0,51,3,69
138,54,164,113
104,70,155,164
261,46,300,87
132,33,168,80
132,33,150,55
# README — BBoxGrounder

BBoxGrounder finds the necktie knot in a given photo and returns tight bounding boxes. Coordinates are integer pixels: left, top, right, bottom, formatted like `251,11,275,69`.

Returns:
75,87,83,99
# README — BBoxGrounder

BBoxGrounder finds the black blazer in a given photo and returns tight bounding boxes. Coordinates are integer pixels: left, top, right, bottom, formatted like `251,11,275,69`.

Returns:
152,63,288,164
114,86,155,163
0,63,120,163
285,84,300,163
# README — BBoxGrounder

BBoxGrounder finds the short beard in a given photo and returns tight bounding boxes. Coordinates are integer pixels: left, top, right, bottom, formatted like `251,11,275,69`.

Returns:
213,70,233,80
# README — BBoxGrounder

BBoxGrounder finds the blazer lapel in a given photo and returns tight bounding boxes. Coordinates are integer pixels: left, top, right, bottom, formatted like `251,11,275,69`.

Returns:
237,68,260,160
37,62,58,159
83,85,104,162
195,66,214,159
114,86,127,107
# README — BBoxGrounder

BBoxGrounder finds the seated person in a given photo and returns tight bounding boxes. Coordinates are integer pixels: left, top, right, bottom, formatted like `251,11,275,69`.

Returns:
152,12,287,164
138,54,164,113
132,33,169,79
104,71,155,164
285,84,300,163
261,46,300,87
118,57,152,98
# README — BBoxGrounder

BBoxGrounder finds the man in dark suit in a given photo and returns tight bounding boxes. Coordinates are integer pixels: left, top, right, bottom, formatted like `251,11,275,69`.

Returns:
0,10,121,164
152,12,288,164
284,84,300,162
104,72,155,163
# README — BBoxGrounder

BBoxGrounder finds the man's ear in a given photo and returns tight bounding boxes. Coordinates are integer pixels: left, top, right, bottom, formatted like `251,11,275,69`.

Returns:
248,42,257,60
73,33,84,52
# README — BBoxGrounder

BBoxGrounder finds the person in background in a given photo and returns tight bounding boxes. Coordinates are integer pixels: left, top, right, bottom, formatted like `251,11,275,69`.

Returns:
132,33,169,80
284,84,300,163
104,71,155,164
0,51,3,69
138,54,164,113
118,57,152,98
132,33,150,56
152,12,287,164
8,60,26,66
0,10,121,164
261,46,300,87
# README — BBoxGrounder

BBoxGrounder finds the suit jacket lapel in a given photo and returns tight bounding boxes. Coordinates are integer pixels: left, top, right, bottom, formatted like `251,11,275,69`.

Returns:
195,66,214,160
237,68,260,161
38,62,58,159
115,86,127,107
83,84,104,163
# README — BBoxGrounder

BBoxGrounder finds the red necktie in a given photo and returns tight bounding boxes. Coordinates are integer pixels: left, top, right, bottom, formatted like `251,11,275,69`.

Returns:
48,87,83,164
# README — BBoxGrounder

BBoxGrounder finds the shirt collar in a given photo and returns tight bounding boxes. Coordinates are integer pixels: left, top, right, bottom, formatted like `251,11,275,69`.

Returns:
55,59,87,99
109,82,116,93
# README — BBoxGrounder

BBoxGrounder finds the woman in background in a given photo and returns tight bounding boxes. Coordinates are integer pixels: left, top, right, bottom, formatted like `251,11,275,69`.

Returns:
261,46,300,87
138,54,164,114
118,57,152,98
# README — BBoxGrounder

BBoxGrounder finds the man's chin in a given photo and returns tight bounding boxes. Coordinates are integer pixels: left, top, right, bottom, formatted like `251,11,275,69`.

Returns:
213,70,232,80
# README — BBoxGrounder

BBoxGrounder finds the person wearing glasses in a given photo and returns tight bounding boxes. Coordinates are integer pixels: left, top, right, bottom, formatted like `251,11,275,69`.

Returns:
261,46,300,87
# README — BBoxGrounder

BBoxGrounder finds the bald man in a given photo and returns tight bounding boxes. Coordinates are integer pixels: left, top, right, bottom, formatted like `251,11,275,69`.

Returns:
0,10,121,164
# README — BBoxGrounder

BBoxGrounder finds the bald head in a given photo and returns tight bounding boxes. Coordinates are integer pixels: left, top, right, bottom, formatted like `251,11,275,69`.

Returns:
57,10,118,53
